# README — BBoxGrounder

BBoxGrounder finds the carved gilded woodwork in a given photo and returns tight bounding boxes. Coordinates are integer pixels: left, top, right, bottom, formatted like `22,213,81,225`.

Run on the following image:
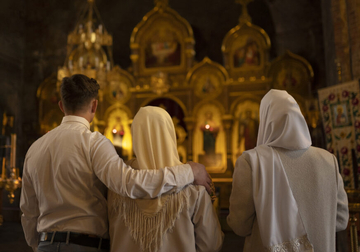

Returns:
130,0,195,78
186,57,229,100
222,19,270,81
267,50,314,97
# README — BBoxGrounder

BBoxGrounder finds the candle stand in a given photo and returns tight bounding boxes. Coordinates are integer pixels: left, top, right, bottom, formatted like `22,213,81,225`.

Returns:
0,134,22,226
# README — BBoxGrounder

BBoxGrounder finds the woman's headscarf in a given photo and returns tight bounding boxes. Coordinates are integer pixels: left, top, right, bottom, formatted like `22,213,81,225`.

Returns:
111,106,188,252
246,90,314,251
131,106,183,170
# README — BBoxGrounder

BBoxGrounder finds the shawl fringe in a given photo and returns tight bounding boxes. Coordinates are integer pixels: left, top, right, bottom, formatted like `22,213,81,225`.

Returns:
112,190,189,252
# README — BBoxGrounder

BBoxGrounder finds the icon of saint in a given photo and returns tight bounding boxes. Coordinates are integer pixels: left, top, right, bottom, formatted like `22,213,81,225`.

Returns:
200,111,219,155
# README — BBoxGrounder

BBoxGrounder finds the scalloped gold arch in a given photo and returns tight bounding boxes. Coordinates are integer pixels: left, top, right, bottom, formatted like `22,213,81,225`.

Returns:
130,2,195,76
130,5,193,44
192,99,226,118
229,92,263,115
185,57,229,84
267,50,314,80
103,103,133,121
222,22,271,53
222,21,271,80
139,94,188,117
267,50,314,97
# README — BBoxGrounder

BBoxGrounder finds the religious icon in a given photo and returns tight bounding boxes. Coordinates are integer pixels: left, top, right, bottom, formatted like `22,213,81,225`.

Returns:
200,111,219,155
104,108,132,159
201,76,216,94
193,104,227,173
282,71,297,88
238,110,258,152
233,38,260,68
107,80,130,104
193,71,222,99
332,103,351,128
232,100,260,164
145,29,181,68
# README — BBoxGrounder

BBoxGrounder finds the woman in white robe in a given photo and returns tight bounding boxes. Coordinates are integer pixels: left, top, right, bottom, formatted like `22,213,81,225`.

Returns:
227,89,349,252
108,106,223,252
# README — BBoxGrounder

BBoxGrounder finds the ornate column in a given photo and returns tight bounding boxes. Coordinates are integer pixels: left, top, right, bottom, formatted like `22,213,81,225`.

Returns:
222,114,233,171
184,117,195,161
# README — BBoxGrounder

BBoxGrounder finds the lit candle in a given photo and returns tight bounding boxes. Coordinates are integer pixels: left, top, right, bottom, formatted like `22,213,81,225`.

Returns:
1,157,5,180
10,134,16,168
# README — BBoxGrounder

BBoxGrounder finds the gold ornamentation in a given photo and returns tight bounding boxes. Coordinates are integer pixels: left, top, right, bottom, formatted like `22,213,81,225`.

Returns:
222,7,270,80
186,57,228,100
105,66,134,104
150,71,170,95
0,134,22,205
130,0,194,77
268,50,314,97
235,0,254,24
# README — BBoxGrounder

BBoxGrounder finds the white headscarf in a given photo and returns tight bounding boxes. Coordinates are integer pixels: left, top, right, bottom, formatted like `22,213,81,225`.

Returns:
246,90,314,251
112,106,188,252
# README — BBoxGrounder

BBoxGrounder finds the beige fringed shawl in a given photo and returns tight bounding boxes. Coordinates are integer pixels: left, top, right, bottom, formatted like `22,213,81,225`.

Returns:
111,188,188,252
110,106,188,252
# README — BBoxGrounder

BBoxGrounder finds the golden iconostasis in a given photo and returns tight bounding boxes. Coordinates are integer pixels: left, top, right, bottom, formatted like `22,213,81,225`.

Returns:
37,0,320,211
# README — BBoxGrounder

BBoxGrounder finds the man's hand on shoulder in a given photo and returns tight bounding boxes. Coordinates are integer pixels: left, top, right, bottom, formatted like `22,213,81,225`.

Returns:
187,161,211,194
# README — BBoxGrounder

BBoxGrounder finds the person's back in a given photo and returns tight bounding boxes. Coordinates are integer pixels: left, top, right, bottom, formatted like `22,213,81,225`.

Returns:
108,106,223,252
23,116,110,237
227,89,348,252
108,181,221,252
236,146,348,252
279,147,348,251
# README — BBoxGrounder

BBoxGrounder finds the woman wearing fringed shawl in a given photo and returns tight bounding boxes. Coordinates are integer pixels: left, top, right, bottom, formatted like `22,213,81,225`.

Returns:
227,90,349,252
108,106,224,252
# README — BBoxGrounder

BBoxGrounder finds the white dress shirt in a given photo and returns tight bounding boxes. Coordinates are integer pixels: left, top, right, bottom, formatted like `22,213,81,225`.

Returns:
20,115,194,250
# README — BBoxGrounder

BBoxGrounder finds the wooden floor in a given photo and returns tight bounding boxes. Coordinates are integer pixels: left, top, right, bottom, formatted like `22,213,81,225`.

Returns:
0,221,245,252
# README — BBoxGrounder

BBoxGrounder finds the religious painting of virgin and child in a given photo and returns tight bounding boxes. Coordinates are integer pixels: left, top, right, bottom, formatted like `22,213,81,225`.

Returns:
145,29,181,68
233,37,260,68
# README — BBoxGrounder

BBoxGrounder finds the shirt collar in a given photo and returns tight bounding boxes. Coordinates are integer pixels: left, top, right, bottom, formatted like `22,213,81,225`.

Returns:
61,115,91,129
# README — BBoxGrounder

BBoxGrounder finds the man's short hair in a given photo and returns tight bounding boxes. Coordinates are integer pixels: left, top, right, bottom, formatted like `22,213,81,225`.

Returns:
60,74,100,113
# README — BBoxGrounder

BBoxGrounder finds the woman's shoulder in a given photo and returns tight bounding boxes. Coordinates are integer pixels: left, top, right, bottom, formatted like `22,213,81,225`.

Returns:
183,185,211,206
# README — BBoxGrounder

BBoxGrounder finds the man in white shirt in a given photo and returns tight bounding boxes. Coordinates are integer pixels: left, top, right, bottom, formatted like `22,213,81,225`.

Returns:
20,74,211,252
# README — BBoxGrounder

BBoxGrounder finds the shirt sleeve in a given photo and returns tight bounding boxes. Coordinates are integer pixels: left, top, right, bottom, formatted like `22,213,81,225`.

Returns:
91,135,194,199
20,158,40,250
192,186,224,252
334,156,349,232
227,154,255,236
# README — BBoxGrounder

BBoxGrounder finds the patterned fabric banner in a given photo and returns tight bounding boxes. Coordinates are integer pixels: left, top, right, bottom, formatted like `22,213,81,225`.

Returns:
318,80,360,189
